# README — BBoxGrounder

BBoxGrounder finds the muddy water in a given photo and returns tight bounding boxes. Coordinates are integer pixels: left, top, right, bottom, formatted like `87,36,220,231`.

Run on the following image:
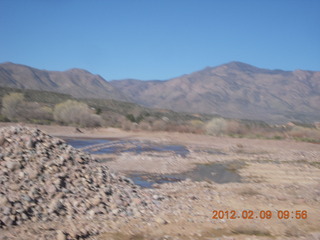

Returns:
65,138,241,188
127,162,243,188
65,138,110,149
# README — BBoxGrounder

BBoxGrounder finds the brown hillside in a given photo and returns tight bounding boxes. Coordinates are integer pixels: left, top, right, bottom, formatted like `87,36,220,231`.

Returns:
0,62,127,101
111,62,320,123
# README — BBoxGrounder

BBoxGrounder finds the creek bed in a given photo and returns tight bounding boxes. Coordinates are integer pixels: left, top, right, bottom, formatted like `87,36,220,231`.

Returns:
65,138,241,188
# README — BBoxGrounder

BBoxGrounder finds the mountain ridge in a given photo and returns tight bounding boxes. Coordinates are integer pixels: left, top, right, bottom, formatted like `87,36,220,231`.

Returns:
0,62,127,101
1,61,319,123
110,62,320,123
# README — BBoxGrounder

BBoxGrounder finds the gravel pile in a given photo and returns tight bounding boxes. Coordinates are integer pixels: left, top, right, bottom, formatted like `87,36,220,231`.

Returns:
0,126,158,238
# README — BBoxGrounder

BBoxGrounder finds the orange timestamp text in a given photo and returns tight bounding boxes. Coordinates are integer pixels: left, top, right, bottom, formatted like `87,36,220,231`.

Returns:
212,210,308,220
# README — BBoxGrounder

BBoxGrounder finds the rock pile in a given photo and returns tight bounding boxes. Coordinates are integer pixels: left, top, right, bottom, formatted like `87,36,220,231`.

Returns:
0,126,157,236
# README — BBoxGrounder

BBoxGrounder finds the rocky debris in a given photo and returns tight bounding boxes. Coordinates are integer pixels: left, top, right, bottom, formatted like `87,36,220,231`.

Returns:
154,216,168,225
56,230,66,240
0,126,159,238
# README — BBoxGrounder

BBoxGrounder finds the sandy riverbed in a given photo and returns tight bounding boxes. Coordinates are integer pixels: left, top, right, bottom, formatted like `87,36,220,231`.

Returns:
1,123,320,240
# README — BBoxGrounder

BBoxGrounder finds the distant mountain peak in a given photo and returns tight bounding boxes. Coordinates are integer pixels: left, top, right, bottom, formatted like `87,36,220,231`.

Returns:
65,68,91,74
1,62,32,68
226,61,253,67
220,61,261,71
1,61,15,65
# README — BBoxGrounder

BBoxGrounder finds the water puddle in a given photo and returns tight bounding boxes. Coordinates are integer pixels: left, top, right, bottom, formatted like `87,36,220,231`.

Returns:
127,161,243,188
65,138,110,148
182,162,243,184
193,149,226,155
65,138,189,157
123,145,189,157
127,174,183,188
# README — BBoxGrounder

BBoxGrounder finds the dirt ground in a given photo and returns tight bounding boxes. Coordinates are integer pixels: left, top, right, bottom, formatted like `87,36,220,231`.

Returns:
1,123,320,240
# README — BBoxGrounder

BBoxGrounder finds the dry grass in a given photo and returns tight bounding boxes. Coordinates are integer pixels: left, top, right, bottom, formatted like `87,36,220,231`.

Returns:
237,187,261,196
98,232,145,240
288,126,320,143
231,225,272,237
284,227,304,237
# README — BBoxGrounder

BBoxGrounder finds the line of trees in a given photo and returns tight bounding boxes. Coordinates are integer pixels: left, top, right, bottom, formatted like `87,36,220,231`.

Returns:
1,93,102,127
1,92,320,143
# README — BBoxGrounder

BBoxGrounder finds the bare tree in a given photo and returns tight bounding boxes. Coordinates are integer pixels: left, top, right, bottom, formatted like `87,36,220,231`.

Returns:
54,100,103,127
1,93,24,121
205,118,227,136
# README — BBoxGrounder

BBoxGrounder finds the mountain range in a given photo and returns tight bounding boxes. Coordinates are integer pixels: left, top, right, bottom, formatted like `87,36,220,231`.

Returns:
0,62,126,101
1,61,319,123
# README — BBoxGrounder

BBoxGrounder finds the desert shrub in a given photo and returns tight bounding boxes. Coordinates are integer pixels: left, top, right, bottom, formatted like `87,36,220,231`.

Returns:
101,112,124,128
54,100,103,127
288,126,320,142
126,114,136,123
225,120,244,135
1,93,25,121
38,106,54,120
121,121,131,131
190,119,204,128
151,119,167,131
0,114,9,122
188,120,205,133
120,119,139,131
126,113,144,123
95,107,102,115
205,118,227,136
20,102,54,122
164,123,188,133
138,121,152,131
272,135,284,140
135,114,144,123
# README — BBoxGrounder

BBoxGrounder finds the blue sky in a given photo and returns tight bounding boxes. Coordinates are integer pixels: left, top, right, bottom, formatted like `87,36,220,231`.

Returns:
0,0,319,80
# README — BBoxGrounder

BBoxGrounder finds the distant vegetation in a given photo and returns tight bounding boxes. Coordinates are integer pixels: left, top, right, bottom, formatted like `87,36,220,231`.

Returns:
53,100,103,127
1,86,319,143
205,117,320,143
0,87,212,131
1,92,53,124
1,92,24,121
